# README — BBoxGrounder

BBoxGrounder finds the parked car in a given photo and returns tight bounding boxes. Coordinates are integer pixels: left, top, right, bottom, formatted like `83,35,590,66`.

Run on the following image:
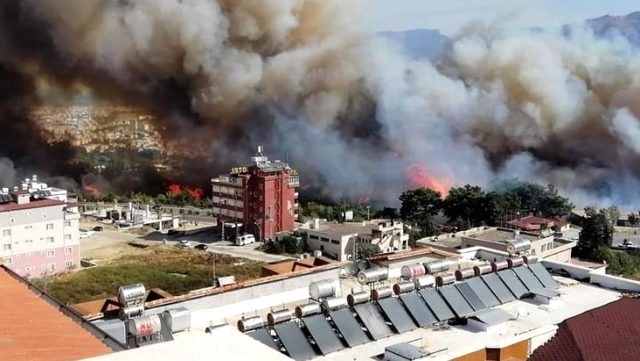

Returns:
93,226,104,232
176,240,192,247
235,234,256,246
194,244,208,251
168,229,180,236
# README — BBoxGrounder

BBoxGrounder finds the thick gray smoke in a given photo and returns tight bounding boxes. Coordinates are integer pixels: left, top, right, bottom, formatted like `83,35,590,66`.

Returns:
5,1,640,207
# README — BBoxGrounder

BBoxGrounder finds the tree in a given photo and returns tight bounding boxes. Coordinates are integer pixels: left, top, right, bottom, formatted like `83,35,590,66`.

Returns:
399,188,442,237
629,213,639,227
357,244,381,260
576,208,614,259
602,206,621,227
442,185,488,229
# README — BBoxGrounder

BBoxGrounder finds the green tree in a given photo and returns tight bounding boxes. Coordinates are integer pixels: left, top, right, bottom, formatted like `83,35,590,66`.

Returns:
603,206,621,227
576,208,614,259
399,188,442,237
629,213,639,227
442,185,488,229
357,244,381,259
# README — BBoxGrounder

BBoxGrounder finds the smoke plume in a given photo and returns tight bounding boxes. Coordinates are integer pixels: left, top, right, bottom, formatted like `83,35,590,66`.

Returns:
1,1,640,206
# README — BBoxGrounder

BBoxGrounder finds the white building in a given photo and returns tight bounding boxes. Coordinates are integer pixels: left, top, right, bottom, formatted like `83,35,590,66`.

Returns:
0,176,80,277
300,219,410,261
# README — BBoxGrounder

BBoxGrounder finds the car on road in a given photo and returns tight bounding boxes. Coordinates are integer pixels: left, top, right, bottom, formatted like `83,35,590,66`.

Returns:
176,240,192,247
235,234,256,246
93,226,104,232
194,244,208,251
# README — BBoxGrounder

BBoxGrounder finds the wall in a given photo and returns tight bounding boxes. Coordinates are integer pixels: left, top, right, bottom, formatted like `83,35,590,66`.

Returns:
460,237,508,252
452,349,486,361
590,273,640,292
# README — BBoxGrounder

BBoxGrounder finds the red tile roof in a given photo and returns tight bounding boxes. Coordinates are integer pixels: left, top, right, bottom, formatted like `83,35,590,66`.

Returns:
529,297,640,361
0,198,65,212
0,266,120,360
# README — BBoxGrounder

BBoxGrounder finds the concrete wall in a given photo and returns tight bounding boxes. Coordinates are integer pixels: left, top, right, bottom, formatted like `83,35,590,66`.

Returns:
590,273,640,292
541,259,593,280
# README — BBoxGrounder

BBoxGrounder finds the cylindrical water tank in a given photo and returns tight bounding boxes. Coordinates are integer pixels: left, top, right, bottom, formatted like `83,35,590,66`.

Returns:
454,269,474,281
295,303,321,318
237,316,264,332
506,239,531,254
267,309,292,325
117,283,146,305
424,260,454,274
401,264,426,279
309,279,336,300
393,282,415,295
357,268,389,284
507,257,524,268
128,315,162,337
162,308,191,333
491,261,509,272
523,255,539,264
120,304,144,319
322,297,348,311
435,274,456,287
414,275,435,289
370,286,393,300
347,291,370,306
473,264,492,277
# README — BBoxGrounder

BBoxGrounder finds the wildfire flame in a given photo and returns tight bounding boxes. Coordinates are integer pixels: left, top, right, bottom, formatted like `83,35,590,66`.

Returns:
406,164,452,197
82,181,101,197
167,183,203,201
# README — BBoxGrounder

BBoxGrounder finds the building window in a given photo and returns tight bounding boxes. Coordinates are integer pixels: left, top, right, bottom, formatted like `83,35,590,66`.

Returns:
3,244,10,251
65,247,72,255
27,252,34,257
64,221,71,227
541,244,546,252
65,260,74,268
46,237,54,243
47,263,56,272
309,235,319,240
47,250,55,258
331,240,340,245
46,223,54,230
25,239,33,243
4,257,11,265
321,237,330,243
2,229,10,237
64,234,72,241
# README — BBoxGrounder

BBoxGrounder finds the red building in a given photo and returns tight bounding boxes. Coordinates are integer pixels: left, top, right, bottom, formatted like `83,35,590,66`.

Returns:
211,147,299,241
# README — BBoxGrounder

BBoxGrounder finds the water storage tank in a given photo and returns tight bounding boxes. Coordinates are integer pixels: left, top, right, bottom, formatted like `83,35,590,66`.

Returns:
309,279,336,300
370,286,394,300
424,260,454,274
321,297,348,311
435,274,456,287
454,269,474,281
237,316,264,332
393,282,415,295
295,303,321,318
507,257,524,268
117,284,146,306
400,264,426,279
473,264,492,277
347,291,370,306
506,239,531,254
267,309,293,325
357,268,389,284
120,304,144,320
414,275,435,289
523,255,539,264
491,261,509,272
162,307,191,333
127,315,162,337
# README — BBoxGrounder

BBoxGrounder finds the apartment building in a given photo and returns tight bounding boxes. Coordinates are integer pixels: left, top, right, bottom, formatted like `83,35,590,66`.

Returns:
0,176,80,277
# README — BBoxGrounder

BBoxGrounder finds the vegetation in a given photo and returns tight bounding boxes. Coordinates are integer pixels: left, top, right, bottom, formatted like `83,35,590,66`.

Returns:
575,208,614,259
299,200,371,222
260,235,307,255
357,244,381,259
399,188,442,237
32,246,263,304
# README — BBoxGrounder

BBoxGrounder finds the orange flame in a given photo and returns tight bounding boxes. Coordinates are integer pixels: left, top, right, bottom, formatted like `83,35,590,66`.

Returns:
82,181,101,197
406,164,451,197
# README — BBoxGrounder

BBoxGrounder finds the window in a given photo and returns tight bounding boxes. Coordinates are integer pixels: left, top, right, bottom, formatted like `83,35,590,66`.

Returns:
64,247,72,255
64,234,71,241
541,244,546,252
46,237,54,243
26,266,34,272
27,252,34,257
46,250,55,258
2,229,10,237
46,223,54,230
47,263,55,272
309,235,319,240
321,237,330,243
65,260,74,268
25,239,33,243
4,257,11,265
3,244,10,251
331,240,340,245
64,221,71,227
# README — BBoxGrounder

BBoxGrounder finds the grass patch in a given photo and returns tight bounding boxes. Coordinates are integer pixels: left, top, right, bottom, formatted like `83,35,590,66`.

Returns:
32,246,263,304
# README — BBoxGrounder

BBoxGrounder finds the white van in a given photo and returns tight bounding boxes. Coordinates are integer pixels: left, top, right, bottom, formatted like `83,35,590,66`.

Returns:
235,234,256,246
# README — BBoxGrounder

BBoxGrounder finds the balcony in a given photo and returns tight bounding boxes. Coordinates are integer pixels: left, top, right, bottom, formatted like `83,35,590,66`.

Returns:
64,213,81,221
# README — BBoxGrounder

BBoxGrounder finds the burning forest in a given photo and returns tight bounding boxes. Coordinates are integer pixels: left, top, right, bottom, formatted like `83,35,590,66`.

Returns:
1,1,640,206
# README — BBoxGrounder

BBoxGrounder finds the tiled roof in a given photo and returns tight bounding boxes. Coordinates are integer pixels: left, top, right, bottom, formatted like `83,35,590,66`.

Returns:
0,198,65,212
0,266,123,360
529,297,640,361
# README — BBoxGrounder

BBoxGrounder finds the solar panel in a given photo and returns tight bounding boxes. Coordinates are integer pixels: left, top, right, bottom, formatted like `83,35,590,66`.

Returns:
481,273,516,304
465,277,501,308
512,266,545,291
473,309,513,326
302,315,344,355
273,322,317,361
528,263,559,290
438,285,475,318
419,288,455,321
353,303,393,340
455,282,488,312
399,292,437,327
248,328,279,351
497,269,528,299
329,309,369,347
377,297,417,333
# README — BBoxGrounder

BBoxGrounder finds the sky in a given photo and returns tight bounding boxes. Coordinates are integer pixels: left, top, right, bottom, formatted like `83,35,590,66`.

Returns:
370,0,639,35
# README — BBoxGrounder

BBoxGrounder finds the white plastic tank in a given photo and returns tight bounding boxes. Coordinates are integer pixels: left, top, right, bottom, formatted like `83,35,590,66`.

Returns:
401,264,426,279
309,279,336,300
357,268,389,284
267,309,293,325
237,316,264,332
424,260,454,274
295,303,321,318
347,291,370,306
393,282,415,295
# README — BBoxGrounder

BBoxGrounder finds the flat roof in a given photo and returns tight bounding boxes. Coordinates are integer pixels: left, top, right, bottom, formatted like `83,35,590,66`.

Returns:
304,222,369,237
0,266,120,360
0,198,66,212
469,228,542,243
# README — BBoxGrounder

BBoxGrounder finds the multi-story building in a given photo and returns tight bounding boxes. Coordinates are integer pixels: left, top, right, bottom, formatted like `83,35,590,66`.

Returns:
0,176,80,277
211,147,299,241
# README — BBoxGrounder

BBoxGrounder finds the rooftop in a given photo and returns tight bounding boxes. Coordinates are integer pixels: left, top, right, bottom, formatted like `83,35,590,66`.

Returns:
303,222,370,237
0,266,121,360
0,198,66,212
469,228,543,243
